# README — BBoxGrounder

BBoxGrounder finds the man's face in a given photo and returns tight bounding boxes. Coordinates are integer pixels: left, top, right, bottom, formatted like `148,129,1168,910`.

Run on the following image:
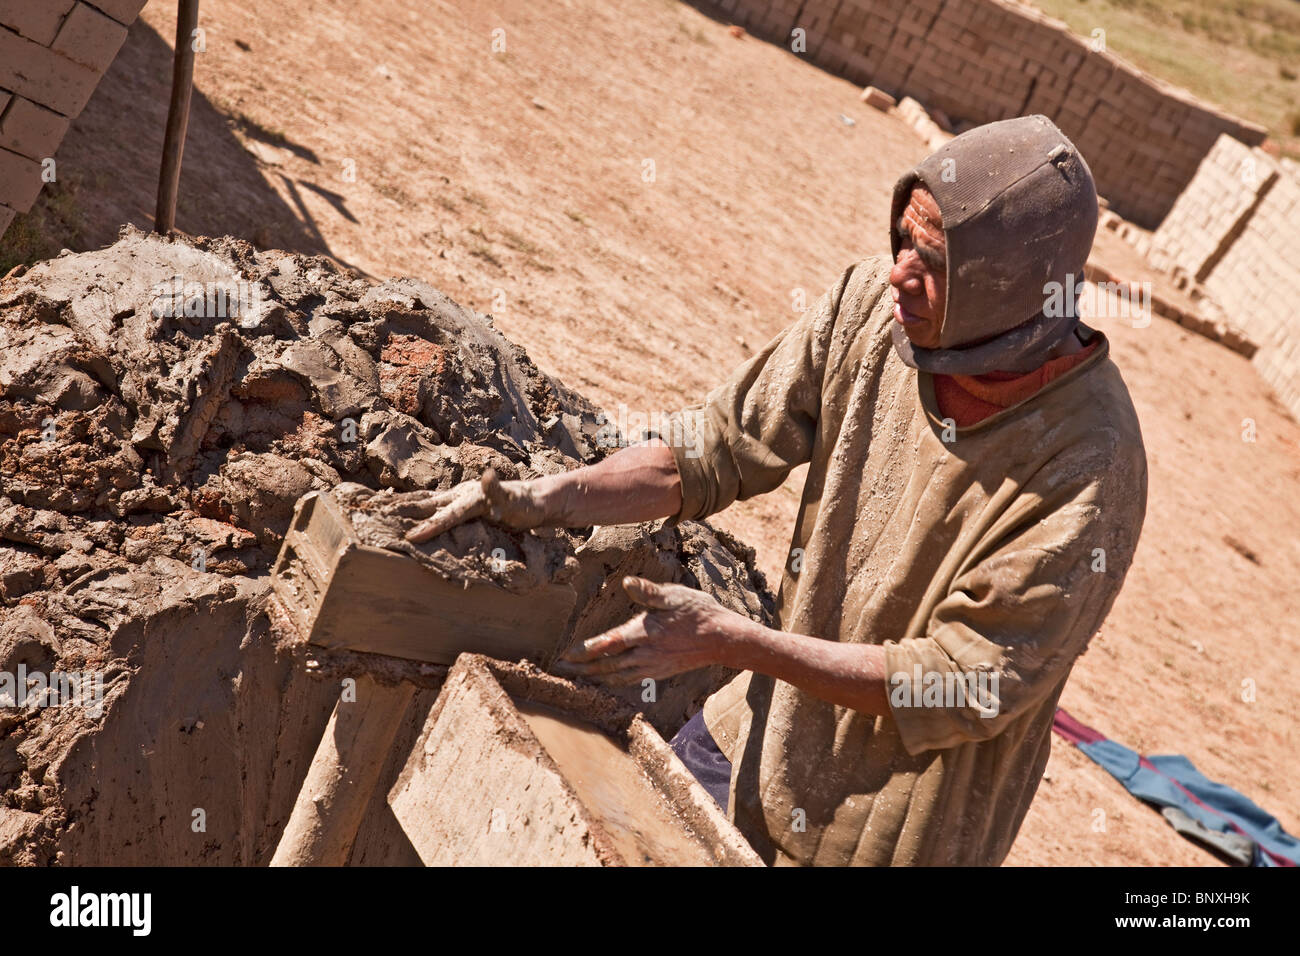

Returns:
889,186,947,350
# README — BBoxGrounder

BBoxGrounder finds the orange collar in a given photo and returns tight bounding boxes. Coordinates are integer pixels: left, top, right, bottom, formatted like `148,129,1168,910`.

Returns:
933,340,1100,427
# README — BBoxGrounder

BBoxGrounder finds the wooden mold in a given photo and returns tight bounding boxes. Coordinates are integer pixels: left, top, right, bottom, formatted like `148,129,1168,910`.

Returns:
269,490,577,665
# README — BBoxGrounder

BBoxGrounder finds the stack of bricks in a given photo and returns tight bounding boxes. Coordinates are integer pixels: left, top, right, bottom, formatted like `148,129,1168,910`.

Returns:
699,0,1266,229
1150,135,1300,419
1148,134,1276,281
1236,163,1300,418
0,0,148,239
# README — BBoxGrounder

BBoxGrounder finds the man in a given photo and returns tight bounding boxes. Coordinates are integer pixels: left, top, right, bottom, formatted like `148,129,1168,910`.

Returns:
408,115,1148,866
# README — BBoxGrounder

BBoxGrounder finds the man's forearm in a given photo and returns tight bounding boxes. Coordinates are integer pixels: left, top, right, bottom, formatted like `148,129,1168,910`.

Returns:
536,439,683,527
723,618,893,717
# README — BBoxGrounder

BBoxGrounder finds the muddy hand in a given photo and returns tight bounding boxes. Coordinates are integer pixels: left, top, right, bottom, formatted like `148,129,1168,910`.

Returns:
405,468,548,543
553,576,745,685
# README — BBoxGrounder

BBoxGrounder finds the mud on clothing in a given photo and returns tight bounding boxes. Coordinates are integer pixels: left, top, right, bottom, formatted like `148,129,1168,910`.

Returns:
664,256,1148,866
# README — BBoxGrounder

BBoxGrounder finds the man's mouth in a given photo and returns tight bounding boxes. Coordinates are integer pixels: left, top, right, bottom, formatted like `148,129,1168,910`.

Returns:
893,302,927,327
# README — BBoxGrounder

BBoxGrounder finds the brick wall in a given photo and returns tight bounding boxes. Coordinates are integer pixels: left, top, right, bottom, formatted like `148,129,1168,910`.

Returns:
1151,134,1300,419
0,0,148,239
698,0,1266,228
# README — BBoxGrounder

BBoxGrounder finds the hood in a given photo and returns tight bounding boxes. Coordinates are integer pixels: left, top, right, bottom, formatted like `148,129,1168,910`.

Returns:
889,115,1099,375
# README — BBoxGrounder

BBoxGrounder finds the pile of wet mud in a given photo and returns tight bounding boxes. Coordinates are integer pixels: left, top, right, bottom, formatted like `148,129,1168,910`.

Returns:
0,228,774,865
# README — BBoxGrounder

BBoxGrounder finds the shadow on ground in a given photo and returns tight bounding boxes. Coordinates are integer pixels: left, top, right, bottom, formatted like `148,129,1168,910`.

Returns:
34,17,360,271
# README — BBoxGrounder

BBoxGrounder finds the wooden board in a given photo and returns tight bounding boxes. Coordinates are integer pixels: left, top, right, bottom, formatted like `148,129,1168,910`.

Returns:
270,491,576,665
387,655,764,867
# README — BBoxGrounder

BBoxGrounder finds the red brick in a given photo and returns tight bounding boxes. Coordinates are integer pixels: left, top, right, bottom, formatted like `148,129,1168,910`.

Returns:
0,0,76,45
0,96,73,161
0,146,45,212
82,0,147,26
53,2,129,72
0,28,101,117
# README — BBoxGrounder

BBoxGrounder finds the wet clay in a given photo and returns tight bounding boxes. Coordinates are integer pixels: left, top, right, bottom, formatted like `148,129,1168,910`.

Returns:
0,229,774,865
515,701,716,866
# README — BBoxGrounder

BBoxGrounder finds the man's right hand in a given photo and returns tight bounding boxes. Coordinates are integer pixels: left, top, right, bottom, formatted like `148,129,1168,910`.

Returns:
403,440,684,544
405,468,550,543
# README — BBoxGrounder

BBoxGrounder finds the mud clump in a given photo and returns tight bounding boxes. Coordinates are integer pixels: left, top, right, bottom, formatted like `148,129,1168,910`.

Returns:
0,228,774,865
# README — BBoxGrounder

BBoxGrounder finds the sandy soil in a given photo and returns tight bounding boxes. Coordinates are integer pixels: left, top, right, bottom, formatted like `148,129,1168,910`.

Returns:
49,0,1300,865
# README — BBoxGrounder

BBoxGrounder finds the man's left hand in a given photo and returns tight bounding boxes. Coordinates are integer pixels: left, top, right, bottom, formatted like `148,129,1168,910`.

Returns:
553,576,752,685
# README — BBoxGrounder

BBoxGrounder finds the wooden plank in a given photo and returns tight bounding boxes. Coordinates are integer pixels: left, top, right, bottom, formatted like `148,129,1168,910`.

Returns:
269,675,415,867
387,656,764,867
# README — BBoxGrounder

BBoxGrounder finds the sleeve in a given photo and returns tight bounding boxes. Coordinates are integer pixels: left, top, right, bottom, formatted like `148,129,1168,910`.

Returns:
662,264,856,523
882,443,1146,755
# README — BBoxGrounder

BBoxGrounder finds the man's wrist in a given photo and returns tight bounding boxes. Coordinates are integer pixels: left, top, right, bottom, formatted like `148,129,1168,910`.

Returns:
529,473,573,527
717,615,776,671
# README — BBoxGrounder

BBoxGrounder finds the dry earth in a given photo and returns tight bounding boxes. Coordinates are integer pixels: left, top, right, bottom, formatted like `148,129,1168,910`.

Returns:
40,0,1300,865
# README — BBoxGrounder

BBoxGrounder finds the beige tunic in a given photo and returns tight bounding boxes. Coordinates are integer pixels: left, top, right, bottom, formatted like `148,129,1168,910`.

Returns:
666,256,1147,866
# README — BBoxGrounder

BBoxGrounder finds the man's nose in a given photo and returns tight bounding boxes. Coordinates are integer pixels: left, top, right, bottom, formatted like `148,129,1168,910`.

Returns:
890,251,924,295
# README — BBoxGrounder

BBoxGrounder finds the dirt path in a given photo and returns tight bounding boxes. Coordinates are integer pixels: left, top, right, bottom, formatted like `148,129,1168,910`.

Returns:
52,0,1300,865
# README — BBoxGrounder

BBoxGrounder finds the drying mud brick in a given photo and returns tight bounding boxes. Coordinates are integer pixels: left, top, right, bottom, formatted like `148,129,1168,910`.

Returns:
0,96,73,162
388,655,763,866
0,0,147,222
83,0,150,27
0,147,44,213
51,2,130,74
0,230,775,865
702,0,1265,226
0,1,77,48
0,27,101,119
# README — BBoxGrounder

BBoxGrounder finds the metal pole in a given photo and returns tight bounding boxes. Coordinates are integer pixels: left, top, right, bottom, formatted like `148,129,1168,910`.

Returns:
154,0,201,234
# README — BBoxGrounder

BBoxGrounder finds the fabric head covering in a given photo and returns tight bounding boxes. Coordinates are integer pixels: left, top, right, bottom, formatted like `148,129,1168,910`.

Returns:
889,115,1099,375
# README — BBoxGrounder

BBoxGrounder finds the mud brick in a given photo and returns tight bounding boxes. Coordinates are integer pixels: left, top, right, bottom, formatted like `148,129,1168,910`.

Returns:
818,39,850,73
860,85,897,111
830,3,869,35
958,30,990,56
871,57,912,95
893,15,930,39
0,0,76,46
864,12,897,40
754,9,795,42
83,0,148,25
0,28,100,117
0,203,14,239
842,51,877,86
0,146,44,212
53,2,129,73
944,1,975,25
0,96,72,161
803,29,833,57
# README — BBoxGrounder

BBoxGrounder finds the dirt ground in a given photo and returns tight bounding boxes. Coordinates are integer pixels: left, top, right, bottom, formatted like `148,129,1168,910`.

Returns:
48,0,1300,865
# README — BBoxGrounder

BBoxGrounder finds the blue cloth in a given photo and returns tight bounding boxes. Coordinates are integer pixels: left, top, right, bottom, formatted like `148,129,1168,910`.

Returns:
669,710,732,812
1078,737,1299,867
